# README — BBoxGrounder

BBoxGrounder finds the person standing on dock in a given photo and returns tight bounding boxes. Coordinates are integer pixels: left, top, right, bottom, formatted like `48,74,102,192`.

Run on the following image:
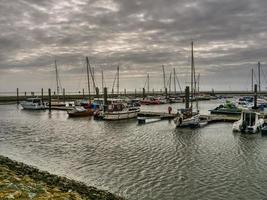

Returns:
168,106,172,114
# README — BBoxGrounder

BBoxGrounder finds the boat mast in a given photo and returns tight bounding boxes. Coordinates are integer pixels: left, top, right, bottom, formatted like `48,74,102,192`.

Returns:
173,68,176,95
55,60,60,100
169,72,172,95
117,65,119,96
252,68,254,92
86,57,91,101
191,41,194,109
147,73,150,94
162,65,166,90
101,69,104,93
258,62,261,94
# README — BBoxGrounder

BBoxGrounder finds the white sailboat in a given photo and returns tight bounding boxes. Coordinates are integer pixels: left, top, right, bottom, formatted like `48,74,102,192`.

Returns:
174,41,200,128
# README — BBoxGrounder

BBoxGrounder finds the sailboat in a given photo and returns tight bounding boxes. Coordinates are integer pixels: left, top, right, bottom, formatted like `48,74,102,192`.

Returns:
67,57,94,117
174,41,200,128
51,60,66,107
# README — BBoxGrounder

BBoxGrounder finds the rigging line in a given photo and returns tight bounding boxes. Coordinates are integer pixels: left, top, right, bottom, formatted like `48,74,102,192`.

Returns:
261,65,267,85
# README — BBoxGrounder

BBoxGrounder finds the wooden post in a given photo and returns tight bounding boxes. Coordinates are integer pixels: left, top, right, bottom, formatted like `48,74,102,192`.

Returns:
48,88,51,112
63,88,65,103
152,88,155,96
134,89,137,98
16,88,19,105
82,88,84,99
185,86,190,109
103,87,108,112
254,84,257,109
142,88,146,99
124,88,126,96
96,87,99,99
41,88,44,102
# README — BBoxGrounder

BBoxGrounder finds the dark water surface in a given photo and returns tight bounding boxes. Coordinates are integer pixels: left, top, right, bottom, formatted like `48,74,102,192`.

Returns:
1,101,267,200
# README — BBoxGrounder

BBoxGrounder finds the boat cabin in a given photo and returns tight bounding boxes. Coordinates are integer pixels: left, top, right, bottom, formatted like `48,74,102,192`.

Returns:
26,98,42,105
241,110,260,127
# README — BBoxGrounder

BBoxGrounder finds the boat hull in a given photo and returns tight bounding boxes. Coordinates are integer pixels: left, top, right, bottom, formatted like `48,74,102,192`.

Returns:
21,104,46,110
174,114,200,128
102,110,139,120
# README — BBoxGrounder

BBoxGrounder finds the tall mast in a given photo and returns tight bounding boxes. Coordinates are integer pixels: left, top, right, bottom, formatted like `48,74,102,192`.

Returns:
252,68,254,92
86,57,91,101
198,73,200,93
191,41,194,108
101,69,104,93
173,68,176,95
162,65,166,90
147,73,150,94
258,62,261,94
55,60,60,100
169,72,172,95
117,65,119,96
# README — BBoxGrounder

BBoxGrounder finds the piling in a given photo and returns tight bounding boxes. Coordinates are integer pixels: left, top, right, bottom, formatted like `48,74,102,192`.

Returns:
185,86,190,109
48,88,51,112
165,88,168,99
134,89,137,98
63,88,65,103
16,88,19,105
254,84,257,109
82,88,84,98
24,92,27,97
41,88,44,103
142,88,146,99
96,87,99,99
103,87,108,112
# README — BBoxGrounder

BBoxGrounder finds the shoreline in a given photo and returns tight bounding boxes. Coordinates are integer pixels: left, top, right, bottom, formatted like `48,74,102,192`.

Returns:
0,155,125,200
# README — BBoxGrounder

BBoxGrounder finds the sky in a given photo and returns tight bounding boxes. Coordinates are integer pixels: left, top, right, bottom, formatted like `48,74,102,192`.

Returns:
1,0,267,94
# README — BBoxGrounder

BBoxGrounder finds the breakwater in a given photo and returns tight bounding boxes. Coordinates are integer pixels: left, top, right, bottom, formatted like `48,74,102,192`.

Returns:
0,155,124,200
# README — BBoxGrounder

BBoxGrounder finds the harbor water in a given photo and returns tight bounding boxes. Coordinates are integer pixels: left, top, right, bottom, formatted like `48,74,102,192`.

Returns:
1,100,267,199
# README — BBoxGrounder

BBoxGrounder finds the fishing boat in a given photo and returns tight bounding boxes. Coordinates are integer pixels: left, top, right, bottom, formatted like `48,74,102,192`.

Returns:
174,41,200,128
232,110,264,133
97,103,140,120
67,106,94,117
20,97,46,110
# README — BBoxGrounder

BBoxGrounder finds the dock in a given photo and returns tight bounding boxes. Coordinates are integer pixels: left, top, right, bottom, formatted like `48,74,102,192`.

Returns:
45,106,73,111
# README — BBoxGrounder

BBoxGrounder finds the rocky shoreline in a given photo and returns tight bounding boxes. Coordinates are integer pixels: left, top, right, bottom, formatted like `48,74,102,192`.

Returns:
0,155,125,200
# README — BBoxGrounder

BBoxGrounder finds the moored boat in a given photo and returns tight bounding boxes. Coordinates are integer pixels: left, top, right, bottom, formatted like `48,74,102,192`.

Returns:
20,97,46,110
67,106,94,117
232,110,264,133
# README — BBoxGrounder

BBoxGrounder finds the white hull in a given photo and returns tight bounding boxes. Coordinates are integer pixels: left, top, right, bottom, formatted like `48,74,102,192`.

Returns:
21,103,46,110
103,109,139,120
233,119,264,133
174,114,200,128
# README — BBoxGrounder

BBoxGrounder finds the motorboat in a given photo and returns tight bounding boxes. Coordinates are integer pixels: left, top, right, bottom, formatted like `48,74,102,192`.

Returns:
20,97,46,110
140,96,161,105
232,110,264,133
96,103,140,120
209,101,241,115
67,106,94,117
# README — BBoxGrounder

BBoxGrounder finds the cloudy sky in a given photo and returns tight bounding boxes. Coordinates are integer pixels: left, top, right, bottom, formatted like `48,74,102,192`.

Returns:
1,0,267,94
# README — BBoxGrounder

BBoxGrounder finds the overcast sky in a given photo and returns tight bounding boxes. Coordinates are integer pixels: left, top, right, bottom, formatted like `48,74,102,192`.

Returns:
1,0,267,94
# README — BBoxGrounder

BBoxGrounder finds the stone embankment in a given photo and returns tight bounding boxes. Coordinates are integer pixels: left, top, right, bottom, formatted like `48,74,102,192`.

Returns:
0,155,125,200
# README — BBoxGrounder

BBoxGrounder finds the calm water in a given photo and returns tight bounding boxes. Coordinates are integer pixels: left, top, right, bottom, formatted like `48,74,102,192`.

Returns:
1,101,267,200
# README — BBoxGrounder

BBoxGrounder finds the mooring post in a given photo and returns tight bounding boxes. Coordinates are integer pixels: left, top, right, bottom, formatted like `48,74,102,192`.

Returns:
16,88,19,105
48,88,51,112
63,88,65,103
254,84,258,109
165,88,168,99
82,88,85,99
103,87,108,112
41,88,44,103
124,88,126,96
142,88,146,99
134,89,137,98
96,87,99,99
185,86,190,109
